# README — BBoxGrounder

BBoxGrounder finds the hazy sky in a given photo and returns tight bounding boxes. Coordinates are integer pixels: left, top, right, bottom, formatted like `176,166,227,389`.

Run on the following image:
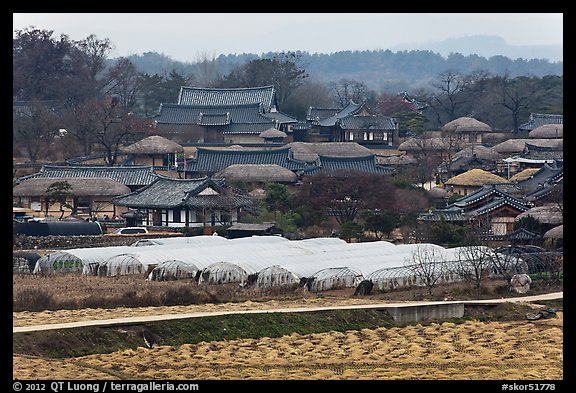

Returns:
13,13,563,63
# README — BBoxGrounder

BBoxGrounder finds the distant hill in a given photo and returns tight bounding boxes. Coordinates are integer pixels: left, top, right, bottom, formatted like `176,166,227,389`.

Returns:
391,35,563,63
125,40,563,93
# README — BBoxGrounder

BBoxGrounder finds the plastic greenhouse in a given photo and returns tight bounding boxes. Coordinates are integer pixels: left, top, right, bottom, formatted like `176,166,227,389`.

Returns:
147,260,200,281
31,236,528,292
254,265,300,288
33,245,136,275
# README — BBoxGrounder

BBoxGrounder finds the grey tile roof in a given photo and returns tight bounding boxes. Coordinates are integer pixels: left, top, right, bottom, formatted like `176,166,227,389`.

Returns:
222,123,278,135
514,164,563,195
307,107,342,122
112,175,252,209
450,185,528,209
305,155,396,176
520,143,563,161
419,194,530,222
519,113,563,131
154,103,272,125
466,196,530,217
338,115,397,130
262,111,298,124
183,147,309,173
17,165,158,187
317,101,363,126
177,86,277,112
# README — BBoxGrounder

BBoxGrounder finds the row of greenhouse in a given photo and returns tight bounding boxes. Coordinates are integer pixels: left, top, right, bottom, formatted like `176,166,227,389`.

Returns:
30,235,529,292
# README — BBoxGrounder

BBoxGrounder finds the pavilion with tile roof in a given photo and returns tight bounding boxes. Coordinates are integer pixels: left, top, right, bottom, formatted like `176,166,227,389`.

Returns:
111,175,254,228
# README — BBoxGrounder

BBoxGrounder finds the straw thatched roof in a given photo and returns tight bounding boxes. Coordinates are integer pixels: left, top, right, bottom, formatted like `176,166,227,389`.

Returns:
453,144,502,161
12,177,131,197
529,124,563,139
492,138,563,154
508,168,541,182
122,135,184,154
397,137,450,151
287,142,372,162
445,169,509,187
442,117,492,133
376,153,418,166
259,128,287,138
515,205,563,225
543,224,563,239
215,164,298,183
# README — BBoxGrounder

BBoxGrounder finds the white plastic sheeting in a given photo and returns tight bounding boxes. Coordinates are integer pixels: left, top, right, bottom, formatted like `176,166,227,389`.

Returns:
198,262,249,285
33,246,136,275
254,265,300,288
308,267,364,292
147,260,200,281
32,236,524,292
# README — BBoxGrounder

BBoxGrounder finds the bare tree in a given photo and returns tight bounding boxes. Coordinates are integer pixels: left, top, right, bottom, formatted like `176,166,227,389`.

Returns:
328,78,374,107
103,57,141,111
405,244,447,295
496,72,541,133
428,70,471,125
193,50,222,87
453,245,495,289
13,100,60,163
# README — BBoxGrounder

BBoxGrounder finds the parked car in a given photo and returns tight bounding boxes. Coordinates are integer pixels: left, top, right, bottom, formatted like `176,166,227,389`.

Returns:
112,227,149,235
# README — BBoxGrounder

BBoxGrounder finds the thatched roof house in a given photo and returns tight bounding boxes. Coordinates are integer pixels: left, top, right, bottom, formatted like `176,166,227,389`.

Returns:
259,128,287,139
442,117,492,133
122,135,184,155
543,224,563,239
492,139,563,154
215,164,298,183
446,169,509,187
397,137,451,152
453,144,502,161
528,124,563,139
509,168,541,182
287,142,372,162
515,205,563,225
13,177,130,197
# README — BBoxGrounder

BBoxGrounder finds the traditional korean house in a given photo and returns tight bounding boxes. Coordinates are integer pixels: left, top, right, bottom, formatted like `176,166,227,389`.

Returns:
121,135,185,175
111,175,254,228
418,184,533,236
153,86,297,144
445,168,510,197
302,101,398,145
519,113,563,132
13,165,157,219
13,177,131,220
441,117,492,144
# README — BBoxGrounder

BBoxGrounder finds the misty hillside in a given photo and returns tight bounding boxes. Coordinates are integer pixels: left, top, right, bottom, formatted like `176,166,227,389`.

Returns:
125,37,562,93
392,35,562,63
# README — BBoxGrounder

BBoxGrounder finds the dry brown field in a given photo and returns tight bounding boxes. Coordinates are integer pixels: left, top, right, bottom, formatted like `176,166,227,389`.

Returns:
13,274,563,380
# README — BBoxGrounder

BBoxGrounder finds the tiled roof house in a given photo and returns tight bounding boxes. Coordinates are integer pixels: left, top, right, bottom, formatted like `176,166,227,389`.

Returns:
154,86,297,144
519,113,563,131
297,101,398,146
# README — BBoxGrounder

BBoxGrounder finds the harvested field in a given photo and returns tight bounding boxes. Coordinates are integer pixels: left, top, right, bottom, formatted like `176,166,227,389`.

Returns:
13,317,562,380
